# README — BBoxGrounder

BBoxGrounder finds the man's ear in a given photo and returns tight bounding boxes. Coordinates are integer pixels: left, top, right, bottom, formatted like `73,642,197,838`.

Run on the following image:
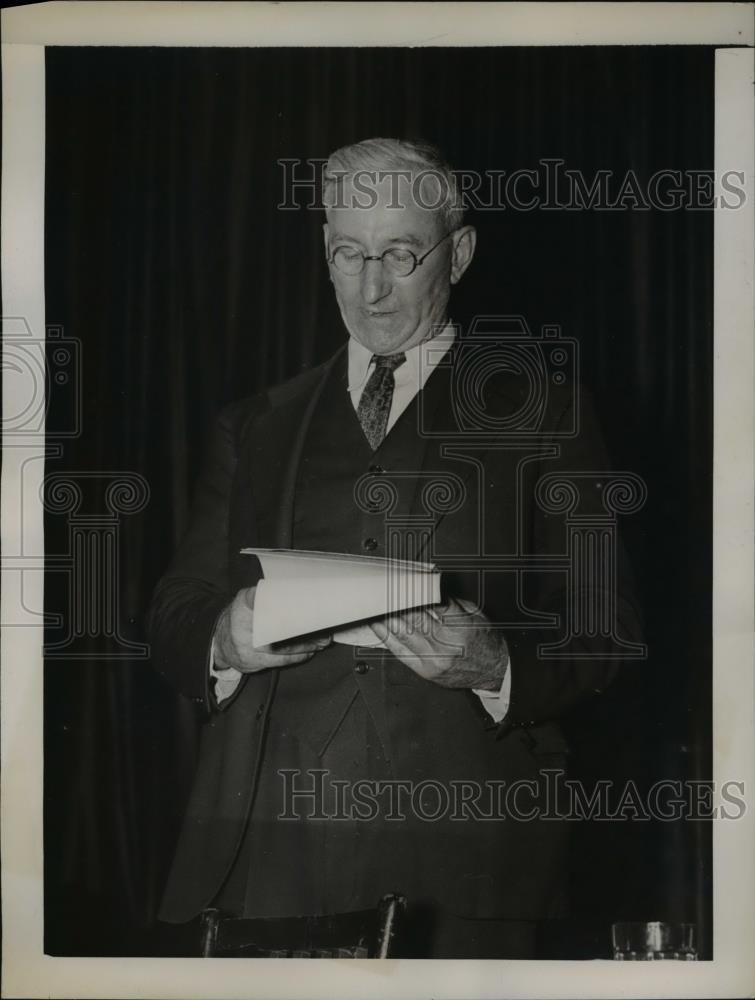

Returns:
322,222,333,282
449,225,477,285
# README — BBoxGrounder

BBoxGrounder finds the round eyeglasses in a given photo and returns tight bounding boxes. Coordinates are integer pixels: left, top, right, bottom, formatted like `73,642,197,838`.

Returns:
328,231,456,278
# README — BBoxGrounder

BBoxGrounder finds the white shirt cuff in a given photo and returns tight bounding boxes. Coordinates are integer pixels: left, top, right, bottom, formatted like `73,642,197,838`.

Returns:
209,637,244,703
211,641,511,717
473,655,511,723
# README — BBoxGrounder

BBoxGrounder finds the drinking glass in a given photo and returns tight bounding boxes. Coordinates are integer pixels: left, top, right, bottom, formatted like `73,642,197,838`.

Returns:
611,921,697,960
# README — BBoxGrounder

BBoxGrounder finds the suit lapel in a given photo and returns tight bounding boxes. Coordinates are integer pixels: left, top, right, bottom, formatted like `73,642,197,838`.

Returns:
247,347,346,548
405,344,529,563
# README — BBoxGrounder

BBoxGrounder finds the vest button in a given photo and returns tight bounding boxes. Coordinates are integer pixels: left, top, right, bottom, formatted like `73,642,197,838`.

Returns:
354,661,370,675
363,537,379,552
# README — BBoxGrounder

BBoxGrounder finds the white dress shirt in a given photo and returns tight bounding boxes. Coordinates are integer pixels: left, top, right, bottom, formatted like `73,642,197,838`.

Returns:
212,325,511,721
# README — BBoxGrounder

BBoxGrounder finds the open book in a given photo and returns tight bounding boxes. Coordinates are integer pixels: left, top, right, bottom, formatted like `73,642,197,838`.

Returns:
241,548,441,648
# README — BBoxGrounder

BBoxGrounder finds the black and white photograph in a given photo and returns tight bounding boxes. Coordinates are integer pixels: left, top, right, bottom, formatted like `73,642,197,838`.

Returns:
2,3,753,998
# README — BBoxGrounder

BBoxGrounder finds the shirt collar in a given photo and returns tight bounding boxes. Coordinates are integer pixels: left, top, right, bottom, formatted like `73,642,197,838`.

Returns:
347,322,457,392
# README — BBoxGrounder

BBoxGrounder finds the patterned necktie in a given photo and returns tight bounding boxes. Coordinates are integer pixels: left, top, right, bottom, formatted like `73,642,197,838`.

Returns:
356,353,407,450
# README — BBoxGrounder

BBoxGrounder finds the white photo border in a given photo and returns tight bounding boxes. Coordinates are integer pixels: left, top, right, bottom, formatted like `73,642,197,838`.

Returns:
2,3,753,998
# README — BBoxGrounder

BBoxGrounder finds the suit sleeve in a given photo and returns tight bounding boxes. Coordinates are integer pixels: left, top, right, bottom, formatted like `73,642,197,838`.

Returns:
146,400,254,714
497,386,644,730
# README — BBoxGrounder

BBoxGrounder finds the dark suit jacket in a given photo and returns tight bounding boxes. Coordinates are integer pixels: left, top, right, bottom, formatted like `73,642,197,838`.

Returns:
149,342,641,922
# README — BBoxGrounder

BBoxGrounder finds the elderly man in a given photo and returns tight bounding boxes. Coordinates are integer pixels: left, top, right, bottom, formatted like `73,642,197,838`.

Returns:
149,137,634,958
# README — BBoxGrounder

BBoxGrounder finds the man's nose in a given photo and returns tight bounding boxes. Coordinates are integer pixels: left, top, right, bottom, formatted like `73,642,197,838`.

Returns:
360,258,392,304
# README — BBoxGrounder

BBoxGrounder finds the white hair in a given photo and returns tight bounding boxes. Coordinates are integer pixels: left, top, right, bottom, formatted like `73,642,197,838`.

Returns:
322,137,464,231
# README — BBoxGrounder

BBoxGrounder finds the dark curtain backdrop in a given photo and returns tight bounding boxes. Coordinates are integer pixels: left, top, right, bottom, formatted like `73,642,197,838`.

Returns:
43,46,713,957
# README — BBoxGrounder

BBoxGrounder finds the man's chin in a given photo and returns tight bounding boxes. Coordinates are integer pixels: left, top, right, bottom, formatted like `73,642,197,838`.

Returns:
351,322,413,356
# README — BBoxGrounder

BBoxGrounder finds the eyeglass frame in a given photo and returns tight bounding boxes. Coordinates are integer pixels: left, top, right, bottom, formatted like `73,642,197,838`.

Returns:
327,229,459,278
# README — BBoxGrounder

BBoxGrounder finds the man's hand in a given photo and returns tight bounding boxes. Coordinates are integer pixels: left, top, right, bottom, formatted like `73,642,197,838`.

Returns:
213,586,332,673
369,597,508,690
